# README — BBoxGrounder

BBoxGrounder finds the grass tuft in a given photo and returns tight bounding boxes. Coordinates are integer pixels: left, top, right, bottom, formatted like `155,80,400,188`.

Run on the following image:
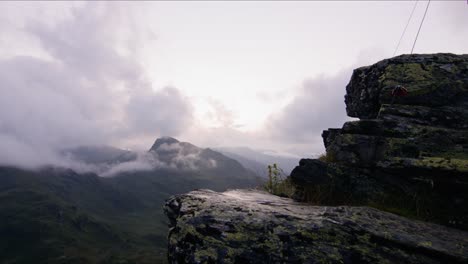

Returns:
263,164,295,198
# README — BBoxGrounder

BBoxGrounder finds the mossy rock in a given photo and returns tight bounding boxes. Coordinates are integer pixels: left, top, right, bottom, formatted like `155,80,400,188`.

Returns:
165,190,468,264
345,53,468,119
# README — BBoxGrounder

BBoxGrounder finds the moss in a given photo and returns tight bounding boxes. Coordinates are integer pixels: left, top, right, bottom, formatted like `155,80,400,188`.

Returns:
297,228,320,240
381,63,432,91
417,241,433,248
368,202,420,221
413,157,468,172
337,133,356,144
225,232,250,242
378,62,467,105
194,248,218,262
436,150,468,160
383,63,431,81
379,63,450,102
383,138,419,158
318,152,336,163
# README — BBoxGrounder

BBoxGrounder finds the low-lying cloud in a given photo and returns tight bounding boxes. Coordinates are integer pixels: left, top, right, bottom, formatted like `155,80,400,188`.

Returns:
150,142,218,171
98,152,161,177
2,1,443,171
0,3,193,169
63,141,219,177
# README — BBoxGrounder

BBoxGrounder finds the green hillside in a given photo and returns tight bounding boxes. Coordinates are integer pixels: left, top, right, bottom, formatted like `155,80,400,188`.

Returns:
0,161,262,264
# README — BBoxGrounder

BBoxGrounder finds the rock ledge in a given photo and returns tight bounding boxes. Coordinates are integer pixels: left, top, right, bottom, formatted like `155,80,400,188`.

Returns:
165,189,467,264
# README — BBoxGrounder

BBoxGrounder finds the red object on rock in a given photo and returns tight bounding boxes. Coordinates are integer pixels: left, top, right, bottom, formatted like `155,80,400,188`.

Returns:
391,85,408,97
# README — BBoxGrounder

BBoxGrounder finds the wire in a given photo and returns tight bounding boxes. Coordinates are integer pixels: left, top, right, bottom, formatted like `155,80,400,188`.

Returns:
393,0,419,56
411,0,431,54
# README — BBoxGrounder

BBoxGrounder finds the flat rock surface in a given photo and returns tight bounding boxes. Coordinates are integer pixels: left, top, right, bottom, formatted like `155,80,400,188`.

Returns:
165,189,468,264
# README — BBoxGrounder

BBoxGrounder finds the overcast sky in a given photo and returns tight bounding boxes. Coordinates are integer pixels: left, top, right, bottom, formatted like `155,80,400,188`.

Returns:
0,1,467,168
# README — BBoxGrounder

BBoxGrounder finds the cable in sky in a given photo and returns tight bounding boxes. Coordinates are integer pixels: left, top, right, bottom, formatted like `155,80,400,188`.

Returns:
411,0,431,54
393,0,419,56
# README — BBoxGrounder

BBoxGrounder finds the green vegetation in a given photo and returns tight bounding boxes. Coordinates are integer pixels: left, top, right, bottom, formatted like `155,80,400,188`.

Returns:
0,165,262,264
0,167,166,264
264,164,295,198
317,152,335,163
299,184,339,205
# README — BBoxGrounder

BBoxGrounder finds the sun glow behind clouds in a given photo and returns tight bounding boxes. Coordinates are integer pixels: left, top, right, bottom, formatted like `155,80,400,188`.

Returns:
135,0,468,133
136,1,373,132
1,0,468,159
147,63,297,131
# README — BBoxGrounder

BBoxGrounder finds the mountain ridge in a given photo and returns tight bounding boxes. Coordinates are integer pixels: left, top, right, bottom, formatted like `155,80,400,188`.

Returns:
0,137,265,263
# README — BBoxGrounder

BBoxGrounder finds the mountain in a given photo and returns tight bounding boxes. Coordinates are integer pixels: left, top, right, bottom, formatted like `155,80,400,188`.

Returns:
0,137,264,264
0,166,160,264
64,145,137,165
215,146,300,176
213,149,268,177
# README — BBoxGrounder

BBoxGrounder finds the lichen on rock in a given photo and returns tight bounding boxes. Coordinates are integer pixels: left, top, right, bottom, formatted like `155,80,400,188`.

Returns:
293,53,468,230
164,54,468,263
165,189,468,264
345,53,468,119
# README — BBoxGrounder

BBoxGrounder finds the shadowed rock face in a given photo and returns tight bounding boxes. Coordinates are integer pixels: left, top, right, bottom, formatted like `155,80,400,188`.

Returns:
291,53,468,230
165,189,468,264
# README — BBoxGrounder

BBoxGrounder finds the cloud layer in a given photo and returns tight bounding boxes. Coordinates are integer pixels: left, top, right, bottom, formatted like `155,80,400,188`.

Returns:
2,1,467,169
0,3,193,168
265,70,354,153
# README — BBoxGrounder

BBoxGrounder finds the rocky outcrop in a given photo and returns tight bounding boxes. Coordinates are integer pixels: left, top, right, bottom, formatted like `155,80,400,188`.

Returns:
165,189,468,264
345,53,468,119
291,53,468,230
164,54,468,263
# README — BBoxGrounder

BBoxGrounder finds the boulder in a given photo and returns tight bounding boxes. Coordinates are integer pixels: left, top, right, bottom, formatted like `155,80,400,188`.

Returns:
290,159,329,185
293,53,468,230
165,189,468,264
345,53,468,119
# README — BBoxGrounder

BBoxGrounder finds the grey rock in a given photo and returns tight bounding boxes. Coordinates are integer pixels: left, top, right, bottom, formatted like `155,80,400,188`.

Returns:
301,54,468,230
290,159,330,185
165,189,468,264
345,53,468,119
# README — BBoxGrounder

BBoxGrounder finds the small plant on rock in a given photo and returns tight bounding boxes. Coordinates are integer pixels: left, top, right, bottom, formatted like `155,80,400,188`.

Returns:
264,163,295,198
318,152,335,163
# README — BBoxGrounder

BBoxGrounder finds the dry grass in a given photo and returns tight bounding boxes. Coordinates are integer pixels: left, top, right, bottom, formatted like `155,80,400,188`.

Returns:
264,164,295,198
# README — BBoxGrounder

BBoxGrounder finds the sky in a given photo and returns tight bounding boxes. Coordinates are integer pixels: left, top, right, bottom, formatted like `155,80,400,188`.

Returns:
0,1,467,168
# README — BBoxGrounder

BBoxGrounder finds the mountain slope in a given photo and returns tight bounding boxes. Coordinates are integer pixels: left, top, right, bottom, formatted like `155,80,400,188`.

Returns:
0,137,264,263
64,145,137,165
146,137,262,186
0,167,163,264
216,146,300,175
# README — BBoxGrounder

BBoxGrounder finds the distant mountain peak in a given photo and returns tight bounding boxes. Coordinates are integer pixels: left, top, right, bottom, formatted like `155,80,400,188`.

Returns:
149,137,180,151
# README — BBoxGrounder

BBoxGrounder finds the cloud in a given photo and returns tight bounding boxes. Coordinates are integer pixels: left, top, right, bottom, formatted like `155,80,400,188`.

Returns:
0,3,193,169
265,69,354,154
438,1,468,32
126,87,193,138
99,152,160,177
74,141,220,177
203,98,236,128
4,1,463,170
150,142,217,171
